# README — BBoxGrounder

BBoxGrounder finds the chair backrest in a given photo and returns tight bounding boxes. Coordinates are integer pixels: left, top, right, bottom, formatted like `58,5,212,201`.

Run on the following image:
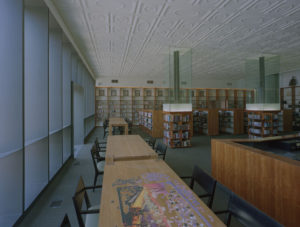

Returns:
73,177,91,227
94,137,99,149
156,142,167,154
90,147,100,173
228,193,283,227
190,166,216,207
149,137,156,149
60,214,71,227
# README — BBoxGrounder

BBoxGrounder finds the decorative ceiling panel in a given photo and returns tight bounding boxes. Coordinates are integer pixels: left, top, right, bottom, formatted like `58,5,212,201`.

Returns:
51,0,300,80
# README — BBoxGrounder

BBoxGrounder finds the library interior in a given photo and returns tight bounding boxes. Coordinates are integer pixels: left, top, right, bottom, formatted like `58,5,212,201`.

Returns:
1,0,300,227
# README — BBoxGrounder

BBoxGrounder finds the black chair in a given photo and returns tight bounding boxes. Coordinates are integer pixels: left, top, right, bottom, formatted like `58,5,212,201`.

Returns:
60,214,71,227
72,176,102,227
94,138,106,158
215,191,283,227
128,121,133,134
103,121,109,139
181,165,216,208
95,137,106,148
155,142,168,160
147,137,156,149
90,147,104,191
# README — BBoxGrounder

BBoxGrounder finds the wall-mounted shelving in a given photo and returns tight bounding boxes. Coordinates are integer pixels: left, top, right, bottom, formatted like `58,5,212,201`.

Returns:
95,87,254,127
163,111,193,148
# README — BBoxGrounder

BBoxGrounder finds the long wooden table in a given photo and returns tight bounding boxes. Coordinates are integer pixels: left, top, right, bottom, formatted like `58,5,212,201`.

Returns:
109,117,128,135
99,159,225,227
106,135,158,163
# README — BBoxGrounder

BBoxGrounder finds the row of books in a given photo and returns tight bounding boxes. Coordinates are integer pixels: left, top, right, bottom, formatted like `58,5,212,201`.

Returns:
249,128,278,135
163,123,190,130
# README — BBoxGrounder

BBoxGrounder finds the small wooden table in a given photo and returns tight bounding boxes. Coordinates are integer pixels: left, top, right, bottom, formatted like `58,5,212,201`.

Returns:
99,159,224,227
109,117,128,135
106,135,158,163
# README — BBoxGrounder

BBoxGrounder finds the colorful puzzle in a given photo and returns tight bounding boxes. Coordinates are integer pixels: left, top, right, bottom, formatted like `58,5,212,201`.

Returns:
113,173,215,227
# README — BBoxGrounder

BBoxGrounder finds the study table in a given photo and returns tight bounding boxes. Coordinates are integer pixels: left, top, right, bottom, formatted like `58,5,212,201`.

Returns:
98,159,225,227
109,117,128,135
105,135,158,163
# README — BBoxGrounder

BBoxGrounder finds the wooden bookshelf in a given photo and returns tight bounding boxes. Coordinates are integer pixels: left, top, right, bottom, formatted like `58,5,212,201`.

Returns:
139,109,163,138
278,109,293,132
193,109,219,136
163,111,193,148
95,86,254,128
219,109,244,134
247,111,279,138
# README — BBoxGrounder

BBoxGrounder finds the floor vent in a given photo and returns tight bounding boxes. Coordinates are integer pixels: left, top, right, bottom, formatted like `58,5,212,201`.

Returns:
50,200,63,208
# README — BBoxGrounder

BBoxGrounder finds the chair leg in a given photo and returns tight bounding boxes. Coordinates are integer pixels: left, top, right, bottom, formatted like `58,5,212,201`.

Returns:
226,213,232,227
93,174,98,192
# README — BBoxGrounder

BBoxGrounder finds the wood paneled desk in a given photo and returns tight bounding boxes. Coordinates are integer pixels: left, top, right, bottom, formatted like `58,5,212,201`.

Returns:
99,159,225,227
212,134,300,227
109,117,128,135
106,135,157,163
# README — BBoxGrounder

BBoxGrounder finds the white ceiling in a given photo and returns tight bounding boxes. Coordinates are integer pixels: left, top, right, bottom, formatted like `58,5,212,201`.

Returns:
50,0,300,81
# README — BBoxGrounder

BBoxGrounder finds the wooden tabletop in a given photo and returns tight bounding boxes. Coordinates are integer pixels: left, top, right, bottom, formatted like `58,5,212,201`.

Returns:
109,117,128,126
99,159,225,227
106,135,158,163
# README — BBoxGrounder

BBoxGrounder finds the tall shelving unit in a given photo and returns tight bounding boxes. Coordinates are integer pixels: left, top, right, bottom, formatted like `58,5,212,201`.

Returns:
193,109,219,136
95,87,108,126
163,111,193,148
108,87,121,118
278,109,293,132
219,109,244,134
120,88,132,120
132,87,144,125
139,109,164,138
143,88,155,110
95,87,254,129
247,111,279,138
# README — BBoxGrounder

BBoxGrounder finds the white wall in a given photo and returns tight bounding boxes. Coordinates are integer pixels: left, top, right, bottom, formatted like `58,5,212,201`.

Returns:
96,76,247,89
280,69,300,87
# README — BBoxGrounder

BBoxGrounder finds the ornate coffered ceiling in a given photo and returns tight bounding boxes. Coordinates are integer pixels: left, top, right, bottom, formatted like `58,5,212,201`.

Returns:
49,0,300,80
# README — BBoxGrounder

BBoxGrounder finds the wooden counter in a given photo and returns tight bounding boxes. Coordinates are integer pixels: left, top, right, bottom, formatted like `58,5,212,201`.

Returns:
106,135,157,163
109,117,128,135
211,134,300,227
99,159,225,227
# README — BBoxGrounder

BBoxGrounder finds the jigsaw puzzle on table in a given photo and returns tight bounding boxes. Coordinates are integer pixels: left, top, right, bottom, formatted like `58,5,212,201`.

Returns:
112,173,215,227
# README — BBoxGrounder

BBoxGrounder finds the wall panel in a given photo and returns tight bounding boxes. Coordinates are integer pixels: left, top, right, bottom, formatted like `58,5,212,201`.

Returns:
49,29,63,133
0,1,23,226
49,131,63,179
24,138,48,209
63,43,71,127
